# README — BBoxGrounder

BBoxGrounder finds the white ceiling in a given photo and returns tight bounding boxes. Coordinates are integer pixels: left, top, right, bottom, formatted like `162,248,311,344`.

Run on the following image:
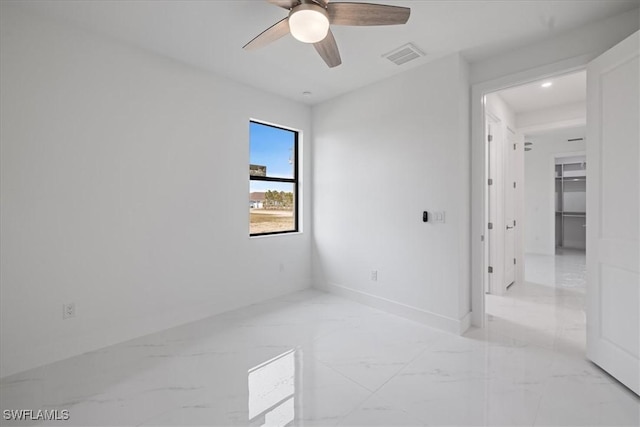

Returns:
6,0,639,105
497,71,587,114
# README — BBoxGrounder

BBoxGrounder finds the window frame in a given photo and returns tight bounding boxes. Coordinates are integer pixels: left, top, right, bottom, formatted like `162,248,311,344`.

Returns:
249,120,299,237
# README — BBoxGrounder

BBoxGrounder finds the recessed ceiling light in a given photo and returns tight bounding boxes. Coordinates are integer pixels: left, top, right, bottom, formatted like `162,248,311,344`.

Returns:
302,91,312,97
541,82,553,88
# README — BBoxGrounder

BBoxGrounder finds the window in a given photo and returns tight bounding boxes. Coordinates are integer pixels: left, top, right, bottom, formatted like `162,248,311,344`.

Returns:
249,121,299,236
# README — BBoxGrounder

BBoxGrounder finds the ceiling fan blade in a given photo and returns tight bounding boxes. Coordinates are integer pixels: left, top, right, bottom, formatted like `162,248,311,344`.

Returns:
328,3,410,26
243,18,290,51
267,0,298,9
314,29,342,68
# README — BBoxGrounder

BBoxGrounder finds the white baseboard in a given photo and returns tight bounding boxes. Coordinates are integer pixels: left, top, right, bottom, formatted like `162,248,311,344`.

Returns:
458,311,472,334
320,281,471,335
1,283,311,379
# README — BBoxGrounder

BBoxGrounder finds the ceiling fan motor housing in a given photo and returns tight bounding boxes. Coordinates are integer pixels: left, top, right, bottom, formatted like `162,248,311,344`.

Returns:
288,3,330,43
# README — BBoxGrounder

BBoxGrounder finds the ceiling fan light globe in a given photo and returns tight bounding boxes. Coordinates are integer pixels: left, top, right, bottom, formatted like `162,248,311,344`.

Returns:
289,4,330,44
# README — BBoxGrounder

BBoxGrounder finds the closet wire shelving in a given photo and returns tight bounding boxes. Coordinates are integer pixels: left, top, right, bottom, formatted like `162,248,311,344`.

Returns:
555,160,587,250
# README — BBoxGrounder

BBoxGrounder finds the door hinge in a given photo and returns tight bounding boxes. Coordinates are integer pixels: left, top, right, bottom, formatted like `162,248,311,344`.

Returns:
488,266,493,273
514,258,517,265
488,178,493,185
488,134,493,142
488,222,493,230
513,143,516,150
513,181,517,189
514,220,517,227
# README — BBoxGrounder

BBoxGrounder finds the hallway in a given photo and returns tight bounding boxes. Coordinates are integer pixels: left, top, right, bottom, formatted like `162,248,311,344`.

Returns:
485,249,587,356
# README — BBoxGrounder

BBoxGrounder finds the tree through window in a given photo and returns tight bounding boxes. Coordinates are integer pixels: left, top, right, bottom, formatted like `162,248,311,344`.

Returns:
249,121,299,236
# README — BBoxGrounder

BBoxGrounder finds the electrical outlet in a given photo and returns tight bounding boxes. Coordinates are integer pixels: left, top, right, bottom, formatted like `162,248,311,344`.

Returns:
370,270,378,282
63,303,75,319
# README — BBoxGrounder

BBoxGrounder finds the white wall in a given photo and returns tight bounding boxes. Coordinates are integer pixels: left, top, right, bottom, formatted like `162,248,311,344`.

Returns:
486,94,516,129
516,102,586,133
524,130,586,255
311,54,471,334
0,7,312,378
470,8,640,84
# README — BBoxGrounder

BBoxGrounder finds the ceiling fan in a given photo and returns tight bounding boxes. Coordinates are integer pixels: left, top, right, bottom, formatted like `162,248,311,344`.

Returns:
243,0,411,68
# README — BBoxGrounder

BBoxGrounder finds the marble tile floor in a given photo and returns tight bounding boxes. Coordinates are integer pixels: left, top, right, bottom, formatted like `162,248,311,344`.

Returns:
522,249,587,291
1,251,638,426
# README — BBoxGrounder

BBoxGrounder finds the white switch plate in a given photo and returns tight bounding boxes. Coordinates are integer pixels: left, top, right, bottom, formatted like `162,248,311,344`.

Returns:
433,211,446,223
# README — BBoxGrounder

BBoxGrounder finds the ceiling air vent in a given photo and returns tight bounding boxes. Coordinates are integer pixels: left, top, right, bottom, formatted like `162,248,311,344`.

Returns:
383,43,425,66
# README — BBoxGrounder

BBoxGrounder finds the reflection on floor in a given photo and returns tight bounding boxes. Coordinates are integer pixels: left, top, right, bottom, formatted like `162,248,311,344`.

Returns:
1,251,638,426
522,248,587,290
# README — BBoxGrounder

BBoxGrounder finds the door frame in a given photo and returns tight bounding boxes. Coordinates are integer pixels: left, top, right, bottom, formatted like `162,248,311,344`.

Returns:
470,55,591,327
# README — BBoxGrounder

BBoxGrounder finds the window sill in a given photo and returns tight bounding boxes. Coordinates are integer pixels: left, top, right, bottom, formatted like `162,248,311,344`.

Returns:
249,231,304,239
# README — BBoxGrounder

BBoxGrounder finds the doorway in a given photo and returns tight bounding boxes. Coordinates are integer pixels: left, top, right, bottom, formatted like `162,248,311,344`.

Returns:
471,61,588,327
484,99,524,296
482,71,588,332
471,31,639,396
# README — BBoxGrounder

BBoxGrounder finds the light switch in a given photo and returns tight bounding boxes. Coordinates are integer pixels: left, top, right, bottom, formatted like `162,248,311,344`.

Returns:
433,211,446,223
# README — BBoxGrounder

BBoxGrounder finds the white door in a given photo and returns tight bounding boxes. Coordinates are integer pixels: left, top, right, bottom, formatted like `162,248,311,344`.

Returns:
503,131,517,287
486,116,505,294
586,31,639,396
